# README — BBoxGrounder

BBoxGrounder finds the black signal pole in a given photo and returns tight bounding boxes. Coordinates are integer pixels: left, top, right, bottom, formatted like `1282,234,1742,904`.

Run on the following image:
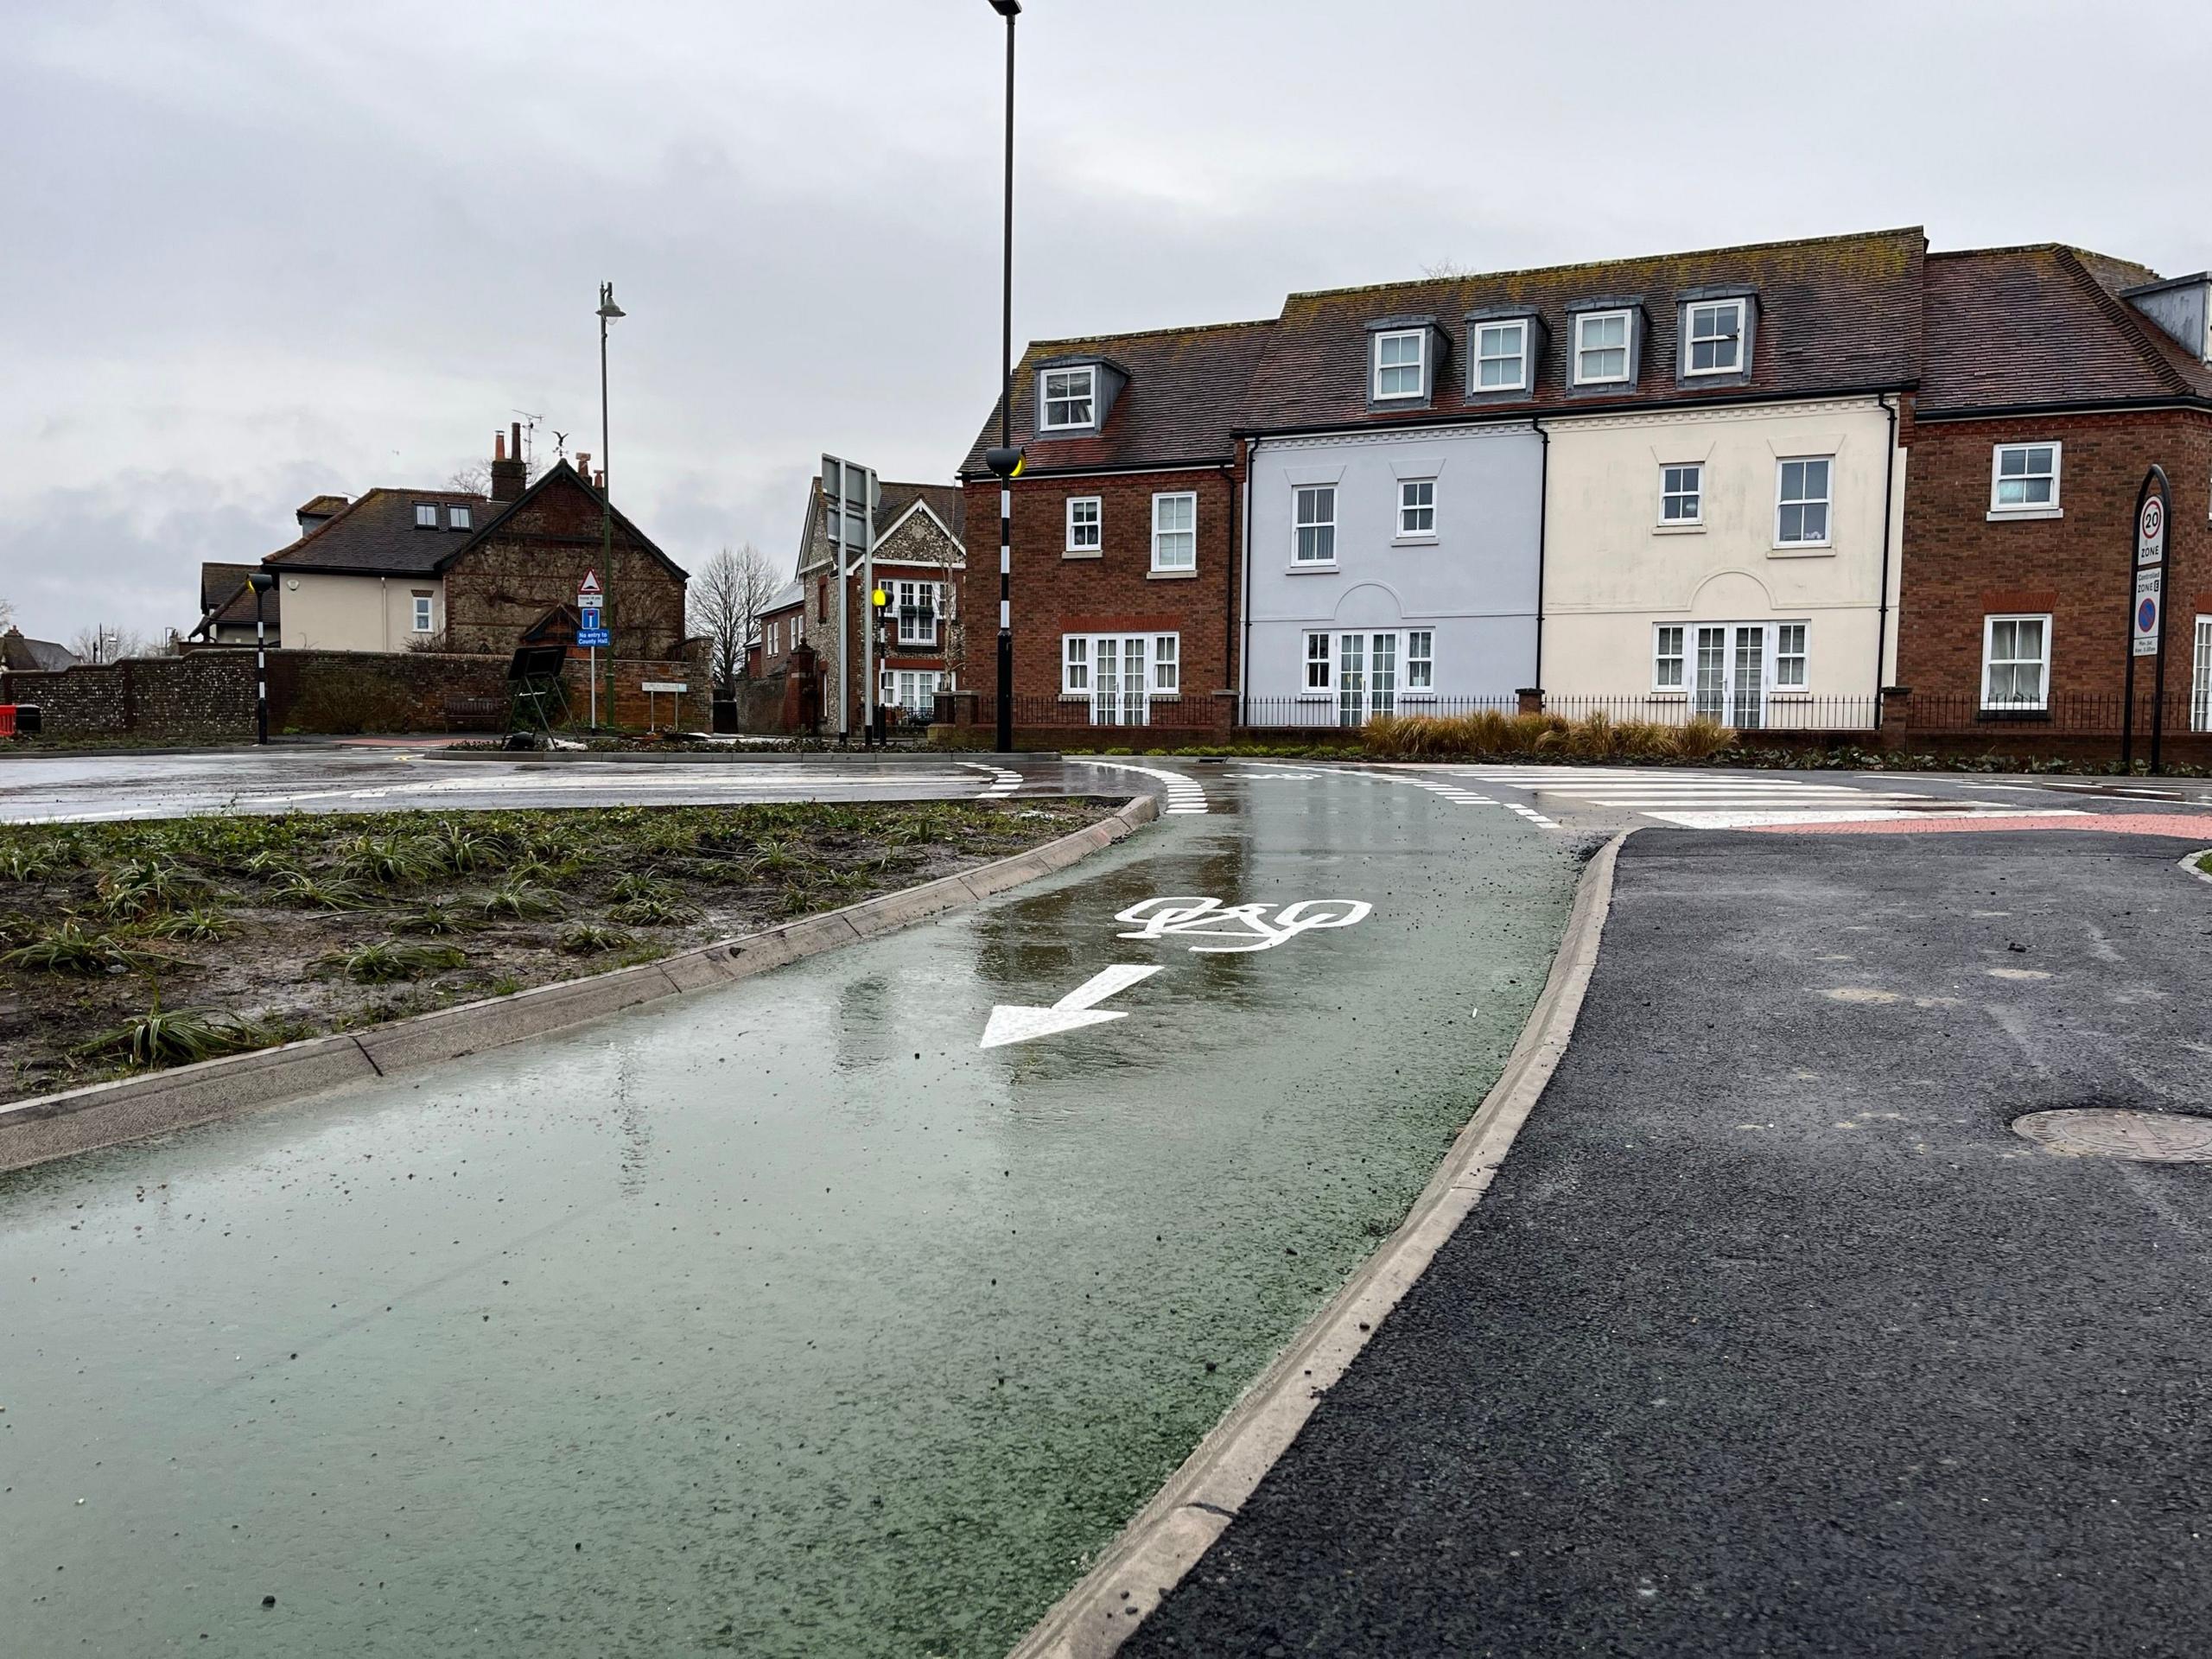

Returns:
987,0,1020,754
248,570,275,744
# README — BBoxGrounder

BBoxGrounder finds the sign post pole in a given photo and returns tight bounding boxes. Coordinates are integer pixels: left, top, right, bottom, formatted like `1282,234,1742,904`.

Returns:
576,569,609,731
2126,467,2170,772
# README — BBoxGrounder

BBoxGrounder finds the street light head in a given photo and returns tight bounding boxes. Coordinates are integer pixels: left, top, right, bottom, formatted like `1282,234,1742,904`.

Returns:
988,0,1020,15
597,282,625,320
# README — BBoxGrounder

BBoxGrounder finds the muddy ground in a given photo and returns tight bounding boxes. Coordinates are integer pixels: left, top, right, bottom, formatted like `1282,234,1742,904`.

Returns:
0,798,1104,1103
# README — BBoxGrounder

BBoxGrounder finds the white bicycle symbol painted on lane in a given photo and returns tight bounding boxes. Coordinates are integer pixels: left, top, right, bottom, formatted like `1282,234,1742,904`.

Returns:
1114,896,1372,954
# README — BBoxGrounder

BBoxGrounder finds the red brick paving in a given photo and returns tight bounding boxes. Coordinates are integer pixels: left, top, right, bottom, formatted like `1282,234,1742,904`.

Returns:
1747,811,2212,839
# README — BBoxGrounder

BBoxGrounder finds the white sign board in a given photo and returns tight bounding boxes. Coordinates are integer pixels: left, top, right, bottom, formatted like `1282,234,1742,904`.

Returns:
640,681,688,694
2133,567,2163,658
2137,495,2166,567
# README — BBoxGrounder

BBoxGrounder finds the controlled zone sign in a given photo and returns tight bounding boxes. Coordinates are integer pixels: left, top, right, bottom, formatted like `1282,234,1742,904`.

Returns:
2133,567,2163,657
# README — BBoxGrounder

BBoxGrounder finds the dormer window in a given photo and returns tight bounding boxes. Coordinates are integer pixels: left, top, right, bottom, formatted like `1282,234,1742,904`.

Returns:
448,505,472,531
1373,330,1427,400
1684,299,1745,375
1473,320,1529,391
1040,366,1096,431
414,503,438,528
1573,311,1632,385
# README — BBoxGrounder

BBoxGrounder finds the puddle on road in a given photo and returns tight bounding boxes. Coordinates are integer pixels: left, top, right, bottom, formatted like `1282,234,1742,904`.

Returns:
0,772,1580,1658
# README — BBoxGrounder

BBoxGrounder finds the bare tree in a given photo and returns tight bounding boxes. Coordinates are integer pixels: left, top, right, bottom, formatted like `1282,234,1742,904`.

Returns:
688,544,779,692
0,594,15,631
68,624,156,664
1419,257,1478,279
446,453,547,497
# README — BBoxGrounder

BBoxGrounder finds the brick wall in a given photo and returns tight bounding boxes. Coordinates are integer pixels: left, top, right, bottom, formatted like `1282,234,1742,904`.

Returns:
957,461,1241,725
1,652,257,739
3,643,710,741
443,468,689,660
1897,410,2212,712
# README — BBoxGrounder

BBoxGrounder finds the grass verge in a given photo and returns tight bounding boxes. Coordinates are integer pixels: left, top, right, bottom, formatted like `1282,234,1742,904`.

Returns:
0,798,1101,1104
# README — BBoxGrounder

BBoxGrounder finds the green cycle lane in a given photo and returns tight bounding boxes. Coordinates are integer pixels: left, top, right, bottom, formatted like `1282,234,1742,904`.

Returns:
0,768,1581,1658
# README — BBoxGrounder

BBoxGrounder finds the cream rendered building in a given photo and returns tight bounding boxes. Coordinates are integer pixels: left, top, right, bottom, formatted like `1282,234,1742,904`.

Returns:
1541,395,1905,728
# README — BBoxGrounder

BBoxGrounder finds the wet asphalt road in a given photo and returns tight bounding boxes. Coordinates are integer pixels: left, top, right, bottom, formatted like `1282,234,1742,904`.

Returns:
1128,828,2212,1658
0,768,1581,1658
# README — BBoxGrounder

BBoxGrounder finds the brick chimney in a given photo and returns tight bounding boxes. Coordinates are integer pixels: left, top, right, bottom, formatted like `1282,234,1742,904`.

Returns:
490,422,526,502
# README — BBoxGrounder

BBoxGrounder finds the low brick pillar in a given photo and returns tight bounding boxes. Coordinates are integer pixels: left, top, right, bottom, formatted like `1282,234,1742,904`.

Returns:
1515,687,1544,716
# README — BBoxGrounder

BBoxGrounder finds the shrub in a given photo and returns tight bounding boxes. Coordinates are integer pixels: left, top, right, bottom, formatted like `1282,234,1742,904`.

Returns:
96,857,210,918
3,920,175,975
268,870,374,910
143,905,234,942
323,941,467,983
340,835,444,885
479,880,559,919
397,902,473,936
77,1006,265,1068
558,923,636,956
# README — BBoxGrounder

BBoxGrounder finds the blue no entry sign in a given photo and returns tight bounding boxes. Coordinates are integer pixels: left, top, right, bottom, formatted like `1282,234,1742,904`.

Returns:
577,626,611,647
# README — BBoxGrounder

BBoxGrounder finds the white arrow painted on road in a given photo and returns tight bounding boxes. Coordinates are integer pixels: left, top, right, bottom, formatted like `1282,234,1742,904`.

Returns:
979,963,1163,1050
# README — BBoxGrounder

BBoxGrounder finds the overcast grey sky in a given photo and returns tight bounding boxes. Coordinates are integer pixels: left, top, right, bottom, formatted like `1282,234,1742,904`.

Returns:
4,0,2208,645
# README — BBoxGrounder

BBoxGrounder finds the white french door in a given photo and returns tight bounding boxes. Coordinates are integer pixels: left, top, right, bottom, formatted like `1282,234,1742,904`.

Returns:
1092,636,1149,727
2192,617,2212,732
1692,624,1768,729
1336,632,1399,726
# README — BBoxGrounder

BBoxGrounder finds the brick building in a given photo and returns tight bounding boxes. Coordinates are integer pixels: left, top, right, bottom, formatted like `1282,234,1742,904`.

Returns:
1900,247,2212,738
954,320,1273,739
251,423,690,664
789,475,965,731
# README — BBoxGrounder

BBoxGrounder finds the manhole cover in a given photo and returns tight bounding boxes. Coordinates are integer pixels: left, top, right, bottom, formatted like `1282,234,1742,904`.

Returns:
2012,1109,2212,1162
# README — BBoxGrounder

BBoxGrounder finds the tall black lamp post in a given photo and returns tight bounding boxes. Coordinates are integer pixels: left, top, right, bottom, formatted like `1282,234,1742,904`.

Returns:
596,281,625,729
983,0,1022,754
247,570,275,745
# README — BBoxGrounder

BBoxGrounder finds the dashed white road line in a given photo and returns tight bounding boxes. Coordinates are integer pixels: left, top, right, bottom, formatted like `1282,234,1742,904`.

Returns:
1072,759,1209,814
956,761,1025,798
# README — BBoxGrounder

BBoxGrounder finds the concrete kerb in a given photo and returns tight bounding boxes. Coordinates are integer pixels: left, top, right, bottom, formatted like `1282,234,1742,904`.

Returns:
0,796,1161,1174
420,747,1067,766
2180,849,2212,886
1004,829,1630,1659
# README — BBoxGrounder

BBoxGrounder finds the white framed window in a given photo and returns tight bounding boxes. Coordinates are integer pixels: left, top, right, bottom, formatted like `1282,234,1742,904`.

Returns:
1473,320,1529,391
1989,442,2061,515
1573,310,1631,385
448,505,472,531
1654,625,1686,690
1303,632,1332,692
1040,366,1096,430
1397,479,1436,538
894,581,940,645
1062,632,1178,723
413,503,438,528
1981,613,2050,710
1406,630,1433,691
1065,496,1102,553
881,668,940,716
1683,299,1745,376
1776,622,1808,689
2193,616,2212,732
1294,486,1337,563
1373,329,1426,400
1776,456,1833,546
411,594,435,632
1151,492,1196,571
1661,464,1702,524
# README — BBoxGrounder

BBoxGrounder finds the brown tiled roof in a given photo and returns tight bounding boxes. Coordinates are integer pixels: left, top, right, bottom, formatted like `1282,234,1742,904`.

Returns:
439,460,688,582
1920,245,2212,414
296,493,350,520
957,318,1277,476
2,630,78,671
1238,226,1926,433
200,562,255,613
263,487,489,575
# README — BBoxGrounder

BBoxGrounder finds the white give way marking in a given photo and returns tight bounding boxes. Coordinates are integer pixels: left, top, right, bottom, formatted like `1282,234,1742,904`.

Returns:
1115,896,1371,954
979,964,1162,1050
